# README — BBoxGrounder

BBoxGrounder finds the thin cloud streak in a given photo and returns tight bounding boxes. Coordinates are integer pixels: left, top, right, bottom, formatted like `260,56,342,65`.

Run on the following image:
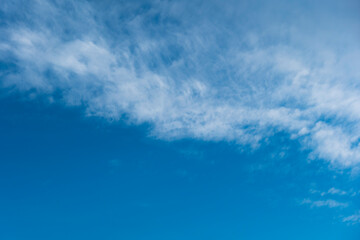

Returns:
343,211,360,224
302,199,349,209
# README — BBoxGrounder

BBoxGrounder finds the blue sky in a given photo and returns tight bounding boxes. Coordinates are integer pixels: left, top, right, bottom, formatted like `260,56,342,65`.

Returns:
0,0,360,239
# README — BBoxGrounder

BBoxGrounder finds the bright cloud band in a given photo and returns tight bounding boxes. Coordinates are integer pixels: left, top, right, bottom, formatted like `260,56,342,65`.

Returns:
1,0,360,168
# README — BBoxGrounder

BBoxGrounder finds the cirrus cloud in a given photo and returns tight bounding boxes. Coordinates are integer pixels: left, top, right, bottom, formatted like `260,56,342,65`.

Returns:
1,0,360,168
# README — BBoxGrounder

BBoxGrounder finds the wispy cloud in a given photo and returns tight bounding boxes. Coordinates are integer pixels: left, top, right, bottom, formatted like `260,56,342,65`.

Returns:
343,211,360,224
1,0,360,168
327,188,348,196
302,199,349,209
310,187,356,197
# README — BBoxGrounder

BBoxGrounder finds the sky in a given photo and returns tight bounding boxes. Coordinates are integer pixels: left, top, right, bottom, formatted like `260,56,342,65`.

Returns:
0,0,360,239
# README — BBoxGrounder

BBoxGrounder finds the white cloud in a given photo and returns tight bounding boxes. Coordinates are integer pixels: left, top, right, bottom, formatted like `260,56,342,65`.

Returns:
327,188,348,196
1,0,360,168
302,199,349,208
310,187,351,196
343,211,360,224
